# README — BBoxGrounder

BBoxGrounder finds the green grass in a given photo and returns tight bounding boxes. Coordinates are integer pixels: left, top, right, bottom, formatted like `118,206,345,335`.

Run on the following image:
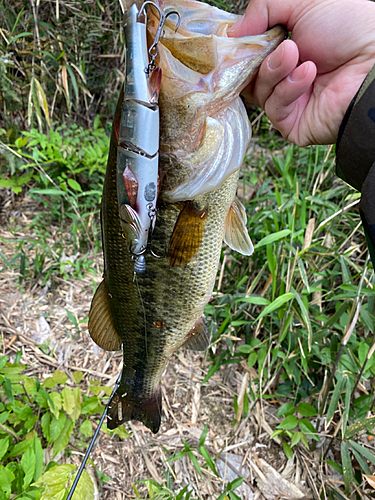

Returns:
1,121,375,499
203,131,375,498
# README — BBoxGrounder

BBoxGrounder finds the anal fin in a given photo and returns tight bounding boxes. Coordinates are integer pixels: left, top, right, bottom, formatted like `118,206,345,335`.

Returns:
183,316,210,351
224,197,254,256
88,280,122,351
107,386,162,434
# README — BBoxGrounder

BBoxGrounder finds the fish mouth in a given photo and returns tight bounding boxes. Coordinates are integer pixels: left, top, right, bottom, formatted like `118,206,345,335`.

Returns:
147,1,286,76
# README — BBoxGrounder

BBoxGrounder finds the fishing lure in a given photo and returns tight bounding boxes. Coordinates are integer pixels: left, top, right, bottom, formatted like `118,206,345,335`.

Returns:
66,5,182,496
116,1,180,274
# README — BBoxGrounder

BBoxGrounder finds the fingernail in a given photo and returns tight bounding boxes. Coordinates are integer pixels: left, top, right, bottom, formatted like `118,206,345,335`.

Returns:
268,44,284,70
289,63,308,82
227,16,244,34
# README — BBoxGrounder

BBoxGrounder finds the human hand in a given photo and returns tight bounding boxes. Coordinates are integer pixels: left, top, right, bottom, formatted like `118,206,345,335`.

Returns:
228,0,375,146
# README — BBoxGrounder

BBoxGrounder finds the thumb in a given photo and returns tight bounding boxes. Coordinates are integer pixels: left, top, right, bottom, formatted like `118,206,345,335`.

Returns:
228,0,298,37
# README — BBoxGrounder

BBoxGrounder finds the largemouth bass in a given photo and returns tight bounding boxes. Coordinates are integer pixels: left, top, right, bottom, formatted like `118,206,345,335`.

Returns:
88,0,285,433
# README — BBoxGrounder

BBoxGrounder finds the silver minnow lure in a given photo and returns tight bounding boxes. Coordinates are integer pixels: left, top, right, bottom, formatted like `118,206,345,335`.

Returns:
116,2,180,273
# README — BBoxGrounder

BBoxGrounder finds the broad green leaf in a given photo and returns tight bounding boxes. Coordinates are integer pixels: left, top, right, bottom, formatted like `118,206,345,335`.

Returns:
350,447,371,475
341,441,353,495
49,392,62,417
72,371,83,384
21,445,36,489
342,377,351,438
291,432,302,448
0,466,15,495
34,436,44,480
62,387,81,421
29,188,66,196
257,293,295,320
277,403,295,417
34,78,51,127
297,403,317,417
326,377,345,426
283,442,293,460
228,477,244,490
270,429,284,439
293,290,312,350
297,257,310,292
8,32,33,45
33,464,95,500
358,342,369,366
199,446,218,476
41,413,51,443
327,460,343,474
254,229,292,249
299,419,319,441
30,77,43,131
199,424,209,447
349,440,375,466
237,345,252,354
110,426,131,439
67,178,82,192
66,310,78,327
277,415,298,430
345,416,375,439
53,418,74,457
231,320,250,326
79,420,93,438
187,451,202,477
3,378,14,403
8,437,33,458
42,370,68,389
0,465,14,498
248,352,257,369
234,296,270,306
24,377,37,396
81,396,101,415
0,438,9,461
50,412,67,442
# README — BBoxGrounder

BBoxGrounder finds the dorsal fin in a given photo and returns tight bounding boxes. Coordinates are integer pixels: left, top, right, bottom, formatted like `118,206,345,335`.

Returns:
224,197,254,256
88,280,122,351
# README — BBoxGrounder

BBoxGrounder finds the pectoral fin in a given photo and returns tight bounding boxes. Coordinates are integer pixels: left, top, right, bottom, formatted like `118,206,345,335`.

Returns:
88,280,122,351
168,202,208,266
183,316,210,351
224,197,254,256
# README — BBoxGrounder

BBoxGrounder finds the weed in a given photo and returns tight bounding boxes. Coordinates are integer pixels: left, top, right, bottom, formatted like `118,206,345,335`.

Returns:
203,137,375,497
0,355,129,500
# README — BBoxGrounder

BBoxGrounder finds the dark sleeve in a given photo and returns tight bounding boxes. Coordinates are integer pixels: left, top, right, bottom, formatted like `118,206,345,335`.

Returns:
336,64,375,264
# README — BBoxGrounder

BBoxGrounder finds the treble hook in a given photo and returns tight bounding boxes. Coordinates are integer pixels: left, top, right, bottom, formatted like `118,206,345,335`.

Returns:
138,1,181,73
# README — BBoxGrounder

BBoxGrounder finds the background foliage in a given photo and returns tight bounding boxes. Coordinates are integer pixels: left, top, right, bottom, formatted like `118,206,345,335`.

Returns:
1,0,375,499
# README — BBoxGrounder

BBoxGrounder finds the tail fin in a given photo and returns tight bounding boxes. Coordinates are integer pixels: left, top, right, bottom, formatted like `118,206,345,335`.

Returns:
107,386,162,434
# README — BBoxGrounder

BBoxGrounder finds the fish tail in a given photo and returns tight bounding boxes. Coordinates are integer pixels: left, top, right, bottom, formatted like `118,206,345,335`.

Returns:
107,385,162,434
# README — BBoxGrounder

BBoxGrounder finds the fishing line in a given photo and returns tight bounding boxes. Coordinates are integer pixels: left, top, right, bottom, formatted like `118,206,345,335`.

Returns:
65,371,122,500
134,274,148,362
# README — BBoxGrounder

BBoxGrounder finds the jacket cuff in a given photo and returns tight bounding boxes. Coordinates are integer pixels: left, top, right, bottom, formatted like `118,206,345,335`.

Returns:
336,63,375,264
336,64,375,191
